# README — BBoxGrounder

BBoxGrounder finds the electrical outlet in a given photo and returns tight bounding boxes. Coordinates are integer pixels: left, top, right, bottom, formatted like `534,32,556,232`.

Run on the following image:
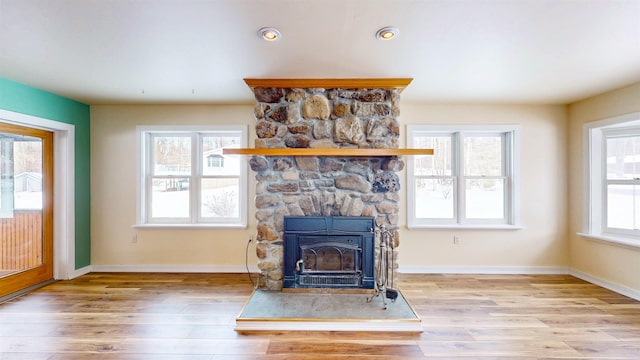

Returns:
132,234,137,244
248,234,253,243
453,235,460,245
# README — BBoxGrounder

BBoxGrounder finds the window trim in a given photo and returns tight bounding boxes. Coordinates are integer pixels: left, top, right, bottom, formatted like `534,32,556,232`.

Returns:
602,127,640,237
135,125,247,229
407,124,521,230
582,112,640,248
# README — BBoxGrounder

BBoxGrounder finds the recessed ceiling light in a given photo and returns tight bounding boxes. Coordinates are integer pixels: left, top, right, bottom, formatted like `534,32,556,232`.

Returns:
258,27,281,42
376,27,399,41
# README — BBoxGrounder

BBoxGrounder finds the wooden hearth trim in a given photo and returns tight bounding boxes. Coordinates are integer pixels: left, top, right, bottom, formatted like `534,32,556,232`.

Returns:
222,148,433,157
243,78,413,93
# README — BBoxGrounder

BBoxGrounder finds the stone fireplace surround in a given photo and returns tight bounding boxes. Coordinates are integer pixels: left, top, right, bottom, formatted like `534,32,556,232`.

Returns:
246,79,408,290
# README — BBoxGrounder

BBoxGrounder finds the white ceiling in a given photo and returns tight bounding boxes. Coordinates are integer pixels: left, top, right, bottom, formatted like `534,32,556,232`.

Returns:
1,0,639,105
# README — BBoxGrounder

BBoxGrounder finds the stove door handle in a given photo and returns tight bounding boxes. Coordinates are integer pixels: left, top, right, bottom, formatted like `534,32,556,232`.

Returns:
295,259,304,272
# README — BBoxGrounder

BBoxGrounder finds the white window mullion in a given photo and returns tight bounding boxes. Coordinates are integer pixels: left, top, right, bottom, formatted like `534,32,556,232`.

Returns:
452,175,460,223
501,132,507,221
600,131,609,234
144,133,154,224
190,133,198,223
454,132,465,224
504,132,513,223
587,127,604,234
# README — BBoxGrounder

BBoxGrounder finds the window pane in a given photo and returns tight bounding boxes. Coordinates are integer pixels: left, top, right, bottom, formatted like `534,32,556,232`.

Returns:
150,178,189,218
153,136,191,176
606,136,640,180
202,135,241,176
415,178,454,219
465,179,504,219
464,135,502,176
201,178,239,218
12,138,43,210
414,136,452,176
607,184,640,230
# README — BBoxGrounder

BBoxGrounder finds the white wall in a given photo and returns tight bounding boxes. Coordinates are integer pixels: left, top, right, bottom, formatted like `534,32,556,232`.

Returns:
91,102,570,273
568,81,640,293
398,104,569,272
90,105,257,271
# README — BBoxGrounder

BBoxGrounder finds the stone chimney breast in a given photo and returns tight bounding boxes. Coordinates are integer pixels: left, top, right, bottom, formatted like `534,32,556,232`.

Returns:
247,82,406,290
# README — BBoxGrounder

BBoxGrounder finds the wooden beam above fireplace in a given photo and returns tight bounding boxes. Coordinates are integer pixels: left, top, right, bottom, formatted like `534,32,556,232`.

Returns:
223,148,433,157
243,78,413,93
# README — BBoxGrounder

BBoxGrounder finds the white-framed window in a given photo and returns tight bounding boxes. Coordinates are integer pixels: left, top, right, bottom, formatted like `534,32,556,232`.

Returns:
136,125,247,228
582,112,640,248
407,125,520,229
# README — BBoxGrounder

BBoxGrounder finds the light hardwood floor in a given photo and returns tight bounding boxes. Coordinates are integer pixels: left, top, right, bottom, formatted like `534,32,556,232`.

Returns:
0,273,639,359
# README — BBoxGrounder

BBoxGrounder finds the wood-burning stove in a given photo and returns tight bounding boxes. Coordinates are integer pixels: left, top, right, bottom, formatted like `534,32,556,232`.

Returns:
283,216,375,289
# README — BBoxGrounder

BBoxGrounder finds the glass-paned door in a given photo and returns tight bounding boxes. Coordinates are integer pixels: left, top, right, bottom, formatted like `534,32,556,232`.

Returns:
0,122,53,298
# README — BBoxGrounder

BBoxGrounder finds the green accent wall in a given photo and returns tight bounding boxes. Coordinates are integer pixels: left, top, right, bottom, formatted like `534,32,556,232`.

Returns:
0,77,91,269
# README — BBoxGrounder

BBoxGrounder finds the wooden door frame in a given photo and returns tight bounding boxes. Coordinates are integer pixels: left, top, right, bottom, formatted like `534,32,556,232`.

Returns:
0,109,77,280
0,122,53,294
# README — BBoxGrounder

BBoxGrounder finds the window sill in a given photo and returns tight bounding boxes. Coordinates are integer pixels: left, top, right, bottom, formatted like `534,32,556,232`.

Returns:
133,223,247,230
577,232,640,250
408,224,524,230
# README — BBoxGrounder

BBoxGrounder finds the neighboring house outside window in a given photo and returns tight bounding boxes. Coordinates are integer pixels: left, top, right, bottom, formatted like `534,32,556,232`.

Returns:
207,154,224,168
581,112,640,248
136,125,247,227
407,125,520,229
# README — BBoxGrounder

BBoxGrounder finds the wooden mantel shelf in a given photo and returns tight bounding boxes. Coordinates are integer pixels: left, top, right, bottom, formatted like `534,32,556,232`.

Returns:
223,148,433,157
244,78,413,93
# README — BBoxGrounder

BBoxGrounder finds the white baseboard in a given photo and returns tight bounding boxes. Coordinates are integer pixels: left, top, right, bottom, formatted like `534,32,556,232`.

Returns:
69,265,640,301
68,265,92,279
399,265,569,274
569,268,640,301
90,264,259,273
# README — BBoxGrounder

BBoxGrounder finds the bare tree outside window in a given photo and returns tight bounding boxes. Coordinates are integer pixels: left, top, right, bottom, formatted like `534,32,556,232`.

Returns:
153,136,191,175
204,189,238,217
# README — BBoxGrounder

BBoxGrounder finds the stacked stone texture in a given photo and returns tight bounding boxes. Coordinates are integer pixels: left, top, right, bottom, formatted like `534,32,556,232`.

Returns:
250,87,404,290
